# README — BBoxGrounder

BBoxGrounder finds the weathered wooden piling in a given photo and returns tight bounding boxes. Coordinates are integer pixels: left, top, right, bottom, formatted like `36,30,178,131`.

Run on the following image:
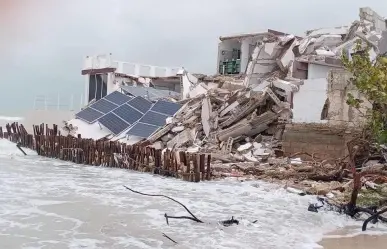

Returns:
0,122,212,182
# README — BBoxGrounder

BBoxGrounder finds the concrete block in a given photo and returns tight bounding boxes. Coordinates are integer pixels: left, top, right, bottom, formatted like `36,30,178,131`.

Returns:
379,31,387,55
282,141,291,147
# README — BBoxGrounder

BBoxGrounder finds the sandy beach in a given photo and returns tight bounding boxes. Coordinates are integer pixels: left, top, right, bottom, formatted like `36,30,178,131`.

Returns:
319,226,387,249
320,235,387,249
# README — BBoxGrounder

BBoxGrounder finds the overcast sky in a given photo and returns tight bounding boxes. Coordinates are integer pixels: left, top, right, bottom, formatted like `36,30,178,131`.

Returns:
0,0,386,115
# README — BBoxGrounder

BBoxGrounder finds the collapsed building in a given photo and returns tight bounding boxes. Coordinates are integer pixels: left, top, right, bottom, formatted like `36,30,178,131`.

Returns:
139,7,387,162
71,7,386,166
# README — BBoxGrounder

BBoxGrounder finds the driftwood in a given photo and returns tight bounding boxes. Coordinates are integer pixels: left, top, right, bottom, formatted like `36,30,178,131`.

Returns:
162,233,178,244
16,142,27,155
123,186,245,229
307,139,387,231
123,185,204,224
220,216,239,227
362,207,387,231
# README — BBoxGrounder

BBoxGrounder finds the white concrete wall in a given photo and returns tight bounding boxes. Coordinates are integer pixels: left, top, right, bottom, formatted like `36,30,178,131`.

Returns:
84,54,113,69
83,55,182,106
380,30,387,55
83,55,181,78
218,39,240,62
327,69,372,126
107,72,121,95
359,7,386,32
293,69,371,125
240,39,250,74
307,63,333,79
84,75,89,107
292,78,328,123
217,37,264,74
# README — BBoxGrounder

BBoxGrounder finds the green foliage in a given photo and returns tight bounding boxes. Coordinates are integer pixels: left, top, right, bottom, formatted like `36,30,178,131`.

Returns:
342,39,387,143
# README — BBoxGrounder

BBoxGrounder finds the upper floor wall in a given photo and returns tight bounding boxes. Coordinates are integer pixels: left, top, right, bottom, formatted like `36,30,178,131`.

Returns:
83,54,182,78
81,54,183,105
217,32,269,75
380,30,387,55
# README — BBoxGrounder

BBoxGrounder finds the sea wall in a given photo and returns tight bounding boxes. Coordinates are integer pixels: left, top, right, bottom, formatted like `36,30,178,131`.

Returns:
282,123,359,160
0,122,212,183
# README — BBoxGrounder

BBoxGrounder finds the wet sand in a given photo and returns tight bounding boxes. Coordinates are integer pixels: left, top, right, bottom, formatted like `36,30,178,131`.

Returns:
320,234,387,249
319,226,387,249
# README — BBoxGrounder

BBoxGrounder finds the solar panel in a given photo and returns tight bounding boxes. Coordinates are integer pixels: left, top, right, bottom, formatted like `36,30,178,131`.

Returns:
75,108,104,123
127,123,160,138
151,100,182,116
104,91,132,105
90,99,118,114
127,96,152,113
139,111,168,127
113,104,143,124
98,113,129,135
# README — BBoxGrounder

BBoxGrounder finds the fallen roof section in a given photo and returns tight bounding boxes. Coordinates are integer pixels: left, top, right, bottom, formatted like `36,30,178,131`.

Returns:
121,85,180,101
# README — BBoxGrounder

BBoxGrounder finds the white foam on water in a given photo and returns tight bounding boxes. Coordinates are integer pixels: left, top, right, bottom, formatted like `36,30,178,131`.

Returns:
324,226,387,239
0,116,25,132
0,139,37,157
0,115,24,122
0,137,386,248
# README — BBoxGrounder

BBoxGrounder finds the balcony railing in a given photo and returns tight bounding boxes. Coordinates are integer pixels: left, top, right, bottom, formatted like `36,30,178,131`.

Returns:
84,54,182,78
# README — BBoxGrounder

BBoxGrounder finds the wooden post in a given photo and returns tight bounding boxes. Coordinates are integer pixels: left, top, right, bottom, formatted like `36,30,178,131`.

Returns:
200,154,205,181
206,154,211,180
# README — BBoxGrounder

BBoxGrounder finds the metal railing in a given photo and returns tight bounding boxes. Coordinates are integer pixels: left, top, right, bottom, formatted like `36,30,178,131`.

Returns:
33,94,84,111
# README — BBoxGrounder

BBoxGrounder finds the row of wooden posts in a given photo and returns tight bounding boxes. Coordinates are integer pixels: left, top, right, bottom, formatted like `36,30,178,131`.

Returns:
0,123,212,182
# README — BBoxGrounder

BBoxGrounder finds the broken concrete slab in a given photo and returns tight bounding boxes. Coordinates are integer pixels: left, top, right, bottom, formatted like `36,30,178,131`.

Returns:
237,143,253,152
167,128,196,148
306,26,349,37
380,31,387,55
277,39,299,71
201,97,212,137
359,7,387,32
171,126,185,133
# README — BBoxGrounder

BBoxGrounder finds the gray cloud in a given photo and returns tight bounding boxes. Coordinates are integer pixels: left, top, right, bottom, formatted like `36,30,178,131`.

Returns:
0,0,386,115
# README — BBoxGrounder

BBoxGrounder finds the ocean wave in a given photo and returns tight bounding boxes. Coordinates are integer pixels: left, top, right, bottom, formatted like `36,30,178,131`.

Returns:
1,138,386,248
0,139,37,157
0,116,24,121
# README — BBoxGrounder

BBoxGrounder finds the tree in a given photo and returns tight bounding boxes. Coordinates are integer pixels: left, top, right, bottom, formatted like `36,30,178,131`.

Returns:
342,40,387,212
342,40,387,144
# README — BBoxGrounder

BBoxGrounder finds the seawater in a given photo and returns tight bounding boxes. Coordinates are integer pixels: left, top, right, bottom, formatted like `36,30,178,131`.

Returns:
0,116,382,249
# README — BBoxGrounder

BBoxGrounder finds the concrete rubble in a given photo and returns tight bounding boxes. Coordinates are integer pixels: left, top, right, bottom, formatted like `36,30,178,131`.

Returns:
137,7,387,205
144,84,287,164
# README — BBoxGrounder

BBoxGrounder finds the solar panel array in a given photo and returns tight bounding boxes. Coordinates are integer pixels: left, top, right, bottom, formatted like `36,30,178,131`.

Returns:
104,91,132,105
76,91,133,123
126,123,160,138
128,96,153,114
90,99,118,114
76,91,182,137
126,100,182,138
151,100,182,116
112,104,143,124
98,113,129,135
75,108,104,123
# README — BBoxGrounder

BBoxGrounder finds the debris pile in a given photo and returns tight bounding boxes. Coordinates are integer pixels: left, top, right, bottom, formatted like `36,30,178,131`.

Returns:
144,85,290,164
134,8,387,227
140,7,386,168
